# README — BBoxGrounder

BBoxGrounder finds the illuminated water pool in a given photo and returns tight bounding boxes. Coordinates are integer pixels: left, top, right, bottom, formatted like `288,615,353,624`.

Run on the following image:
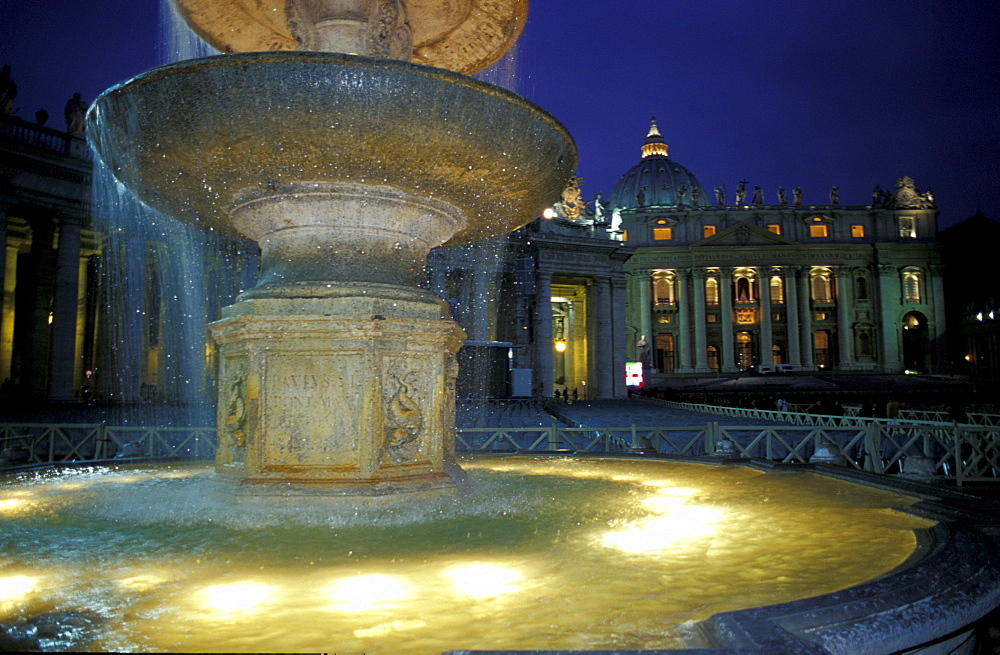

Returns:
0,456,933,652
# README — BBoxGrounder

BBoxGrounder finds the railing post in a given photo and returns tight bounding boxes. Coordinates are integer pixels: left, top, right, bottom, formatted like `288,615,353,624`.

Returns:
864,423,880,473
705,422,715,455
631,425,637,449
548,424,559,450
954,424,964,487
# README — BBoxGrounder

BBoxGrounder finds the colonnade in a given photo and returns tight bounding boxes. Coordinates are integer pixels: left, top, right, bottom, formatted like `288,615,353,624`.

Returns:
633,264,884,373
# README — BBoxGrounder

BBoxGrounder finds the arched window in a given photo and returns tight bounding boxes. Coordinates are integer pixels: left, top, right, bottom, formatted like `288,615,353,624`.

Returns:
705,277,719,305
736,331,754,371
902,268,922,303
707,345,720,372
653,273,675,304
735,277,754,302
810,269,833,304
770,275,784,304
813,330,832,369
855,276,868,300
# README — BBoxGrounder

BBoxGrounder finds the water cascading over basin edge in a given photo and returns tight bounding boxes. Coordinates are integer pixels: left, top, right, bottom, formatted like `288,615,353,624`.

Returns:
85,2,576,499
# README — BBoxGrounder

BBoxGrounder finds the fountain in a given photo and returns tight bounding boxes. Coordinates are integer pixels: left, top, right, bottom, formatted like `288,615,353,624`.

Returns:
86,0,575,500
2,1,999,652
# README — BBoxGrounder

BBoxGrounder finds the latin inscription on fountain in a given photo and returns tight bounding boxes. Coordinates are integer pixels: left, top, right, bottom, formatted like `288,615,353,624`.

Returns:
263,353,363,469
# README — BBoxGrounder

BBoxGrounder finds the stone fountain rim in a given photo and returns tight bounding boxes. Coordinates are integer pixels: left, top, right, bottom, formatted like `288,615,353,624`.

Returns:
85,50,577,247
88,49,573,145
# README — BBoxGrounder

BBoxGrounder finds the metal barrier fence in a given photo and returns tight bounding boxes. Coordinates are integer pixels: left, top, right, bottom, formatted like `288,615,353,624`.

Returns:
783,403,1000,427
0,423,216,465
3,418,998,486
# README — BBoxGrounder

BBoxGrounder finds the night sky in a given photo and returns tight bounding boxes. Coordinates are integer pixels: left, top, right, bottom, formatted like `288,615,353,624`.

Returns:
4,1,999,229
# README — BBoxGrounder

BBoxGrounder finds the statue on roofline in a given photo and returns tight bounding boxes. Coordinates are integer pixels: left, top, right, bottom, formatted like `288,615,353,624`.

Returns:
714,185,725,205
556,175,587,221
0,65,16,116
888,176,935,210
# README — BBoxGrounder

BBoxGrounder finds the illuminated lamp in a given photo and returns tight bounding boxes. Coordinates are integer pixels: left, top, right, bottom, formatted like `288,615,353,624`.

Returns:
554,339,567,353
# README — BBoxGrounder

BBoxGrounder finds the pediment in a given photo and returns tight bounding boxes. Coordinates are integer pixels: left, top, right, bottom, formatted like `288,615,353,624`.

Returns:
694,221,796,246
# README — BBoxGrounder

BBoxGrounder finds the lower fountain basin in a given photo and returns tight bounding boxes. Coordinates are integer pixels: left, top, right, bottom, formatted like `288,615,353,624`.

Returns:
2,455,997,653
86,51,576,246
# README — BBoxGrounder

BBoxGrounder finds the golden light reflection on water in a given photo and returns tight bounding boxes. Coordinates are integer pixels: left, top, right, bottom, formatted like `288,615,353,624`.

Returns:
201,583,275,613
0,575,36,602
325,574,409,612
445,563,522,598
0,458,934,652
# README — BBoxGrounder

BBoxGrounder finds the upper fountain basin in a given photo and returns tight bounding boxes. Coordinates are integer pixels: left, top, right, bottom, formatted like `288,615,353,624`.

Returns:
86,51,576,245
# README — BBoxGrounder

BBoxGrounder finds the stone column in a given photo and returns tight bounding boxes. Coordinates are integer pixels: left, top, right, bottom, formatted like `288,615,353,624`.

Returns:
876,264,902,372
798,266,815,369
16,218,58,397
676,269,692,372
637,269,652,370
593,276,614,399
692,268,709,372
47,216,82,402
97,231,145,403
758,268,773,367
719,267,736,372
784,267,802,367
430,267,447,298
469,268,490,341
534,270,554,397
0,210,8,381
835,266,854,370
611,277,628,398
929,264,948,373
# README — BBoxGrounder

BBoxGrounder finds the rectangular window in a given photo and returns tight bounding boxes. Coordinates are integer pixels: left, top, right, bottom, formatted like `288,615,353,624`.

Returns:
703,225,717,237
899,217,916,238
851,224,865,237
653,227,673,240
767,224,781,235
809,224,829,238
621,230,628,242
707,314,718,323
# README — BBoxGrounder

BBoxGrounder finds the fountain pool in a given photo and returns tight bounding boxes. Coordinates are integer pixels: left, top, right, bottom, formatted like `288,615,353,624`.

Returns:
0,456,940,652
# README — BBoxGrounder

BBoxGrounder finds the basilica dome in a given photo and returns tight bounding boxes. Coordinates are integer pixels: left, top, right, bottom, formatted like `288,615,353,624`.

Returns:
609,119,708,210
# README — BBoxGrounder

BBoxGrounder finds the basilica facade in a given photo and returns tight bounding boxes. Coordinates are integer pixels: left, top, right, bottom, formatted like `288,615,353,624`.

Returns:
0,84,958,405
612,120,945,381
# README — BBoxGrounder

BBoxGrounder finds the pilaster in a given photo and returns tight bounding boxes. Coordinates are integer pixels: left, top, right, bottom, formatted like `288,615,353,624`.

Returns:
758,267,773,367
534,271,554,397
797,266,815,369
876,264,902,372
835,266,854,370
676,269,693,372
47,216,82,401
719,267,737,372
692,268,709,372
785,267,802,367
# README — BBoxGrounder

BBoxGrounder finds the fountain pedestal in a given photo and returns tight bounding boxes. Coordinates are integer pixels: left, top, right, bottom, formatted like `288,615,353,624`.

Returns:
212,295,465,500
210,183,469,500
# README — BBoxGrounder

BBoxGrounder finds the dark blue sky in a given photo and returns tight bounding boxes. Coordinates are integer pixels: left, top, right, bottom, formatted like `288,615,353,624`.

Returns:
4,1,998,229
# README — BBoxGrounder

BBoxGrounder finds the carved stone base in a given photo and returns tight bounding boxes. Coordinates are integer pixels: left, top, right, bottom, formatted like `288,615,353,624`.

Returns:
209,293,466,502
